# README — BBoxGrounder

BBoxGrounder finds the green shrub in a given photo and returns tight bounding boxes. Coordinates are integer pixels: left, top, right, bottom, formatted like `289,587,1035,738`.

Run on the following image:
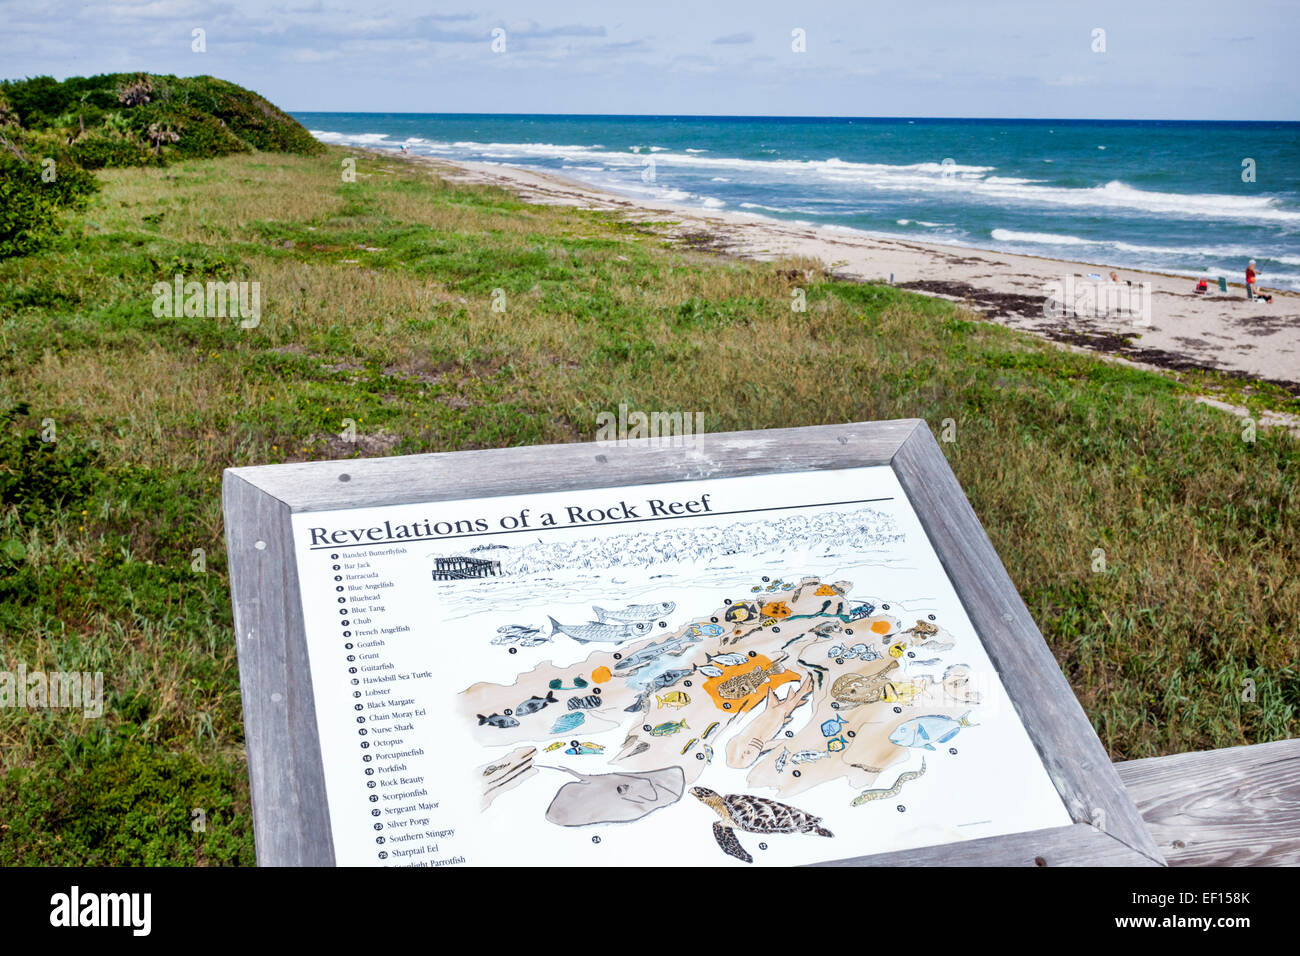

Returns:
0,404,101,523
0,149,99,258
0,739,254,866
134,102,249,159
69,131,155,169
1,73,323,157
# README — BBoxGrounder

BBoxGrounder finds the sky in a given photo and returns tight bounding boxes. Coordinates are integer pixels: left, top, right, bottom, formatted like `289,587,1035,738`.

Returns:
1,0,1297,120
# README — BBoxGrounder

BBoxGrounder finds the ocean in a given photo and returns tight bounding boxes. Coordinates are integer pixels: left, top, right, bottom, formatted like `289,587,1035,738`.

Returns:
296,114,1300,291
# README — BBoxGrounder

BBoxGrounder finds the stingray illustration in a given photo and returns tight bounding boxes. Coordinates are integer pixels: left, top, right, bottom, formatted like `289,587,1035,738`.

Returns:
542,765,685,827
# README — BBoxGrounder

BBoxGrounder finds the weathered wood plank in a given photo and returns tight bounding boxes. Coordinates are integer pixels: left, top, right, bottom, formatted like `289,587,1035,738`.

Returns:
223,472,335,866
816,823,1161,867
226,419,924,513
890,425,1166,866
1116,739,1300,867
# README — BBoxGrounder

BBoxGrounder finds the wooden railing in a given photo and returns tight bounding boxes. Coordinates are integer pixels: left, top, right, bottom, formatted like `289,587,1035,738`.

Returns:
1115,739,1300,866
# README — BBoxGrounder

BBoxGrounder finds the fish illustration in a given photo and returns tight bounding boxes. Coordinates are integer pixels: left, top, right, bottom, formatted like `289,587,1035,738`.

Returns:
548,676,589,691
706,652,748,669
550,712,586,734
790,749,828,764
702,721,720,740
688,623,724,637
830,643,878,661
614,633,701,672
724,602,760,624
548,616,653,645
517,634,553,647
515,690,558,716
625,667,692,711
649,667,694,690
725,674,815,769
774,749,789,773
565,742,605,755
881,678,930,706
567,694,603,711
697,664,724,678
852,758,927,806
820,715,848,737
657,691,691,710
889,713,976,751
811,622,843,638
827,735,848,752
545,741,566,752
701,743,714,763
593,601,677,623
943,664,982,704
717,656,787,701
492,624,541,645
649,719,689,737
680,736,699,755
831,661,900,706
477,712,519,729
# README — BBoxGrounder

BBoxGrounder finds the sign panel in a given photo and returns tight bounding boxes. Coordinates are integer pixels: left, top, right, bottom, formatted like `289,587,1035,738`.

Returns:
224,421,1164,867
295,466,1071,866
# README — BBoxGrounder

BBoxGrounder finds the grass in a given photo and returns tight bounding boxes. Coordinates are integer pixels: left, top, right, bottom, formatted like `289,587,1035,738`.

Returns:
0,148,1296,864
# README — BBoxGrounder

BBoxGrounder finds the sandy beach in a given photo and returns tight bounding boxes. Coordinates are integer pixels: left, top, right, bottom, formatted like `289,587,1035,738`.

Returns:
404,155,1300,394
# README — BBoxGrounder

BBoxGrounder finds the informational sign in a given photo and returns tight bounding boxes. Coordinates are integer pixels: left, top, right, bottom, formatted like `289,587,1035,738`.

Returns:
292,465,1072,866
224,421,1164,867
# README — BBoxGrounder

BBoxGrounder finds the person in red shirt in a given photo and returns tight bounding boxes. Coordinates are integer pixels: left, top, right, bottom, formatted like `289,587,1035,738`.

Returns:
1246,260,1273,303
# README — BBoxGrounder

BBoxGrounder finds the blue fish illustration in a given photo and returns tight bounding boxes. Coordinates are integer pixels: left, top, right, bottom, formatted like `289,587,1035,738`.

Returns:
889,713,975,751
821,715,848,737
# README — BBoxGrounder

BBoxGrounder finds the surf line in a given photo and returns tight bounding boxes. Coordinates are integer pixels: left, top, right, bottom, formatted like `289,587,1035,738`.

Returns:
307,497,895,550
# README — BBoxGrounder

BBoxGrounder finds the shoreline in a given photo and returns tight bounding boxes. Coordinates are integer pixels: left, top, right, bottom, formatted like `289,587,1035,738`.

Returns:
373,150,1299,392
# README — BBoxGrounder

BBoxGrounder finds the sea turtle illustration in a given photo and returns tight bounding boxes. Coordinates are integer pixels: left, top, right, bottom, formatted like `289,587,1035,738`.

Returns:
690,787,833,863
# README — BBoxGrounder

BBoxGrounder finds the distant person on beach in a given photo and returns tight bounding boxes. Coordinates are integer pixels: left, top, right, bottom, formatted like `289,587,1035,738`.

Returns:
1246,260,1273,303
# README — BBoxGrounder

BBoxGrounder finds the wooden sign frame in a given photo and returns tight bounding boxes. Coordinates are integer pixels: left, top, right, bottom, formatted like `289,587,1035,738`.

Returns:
223,419,1164,867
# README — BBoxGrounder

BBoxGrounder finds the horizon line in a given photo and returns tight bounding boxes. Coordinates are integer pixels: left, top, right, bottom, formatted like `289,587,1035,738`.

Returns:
287,110,1300,124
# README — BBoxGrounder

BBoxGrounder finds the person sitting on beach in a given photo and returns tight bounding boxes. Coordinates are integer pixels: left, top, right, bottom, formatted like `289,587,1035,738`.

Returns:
1246,260,1273,303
